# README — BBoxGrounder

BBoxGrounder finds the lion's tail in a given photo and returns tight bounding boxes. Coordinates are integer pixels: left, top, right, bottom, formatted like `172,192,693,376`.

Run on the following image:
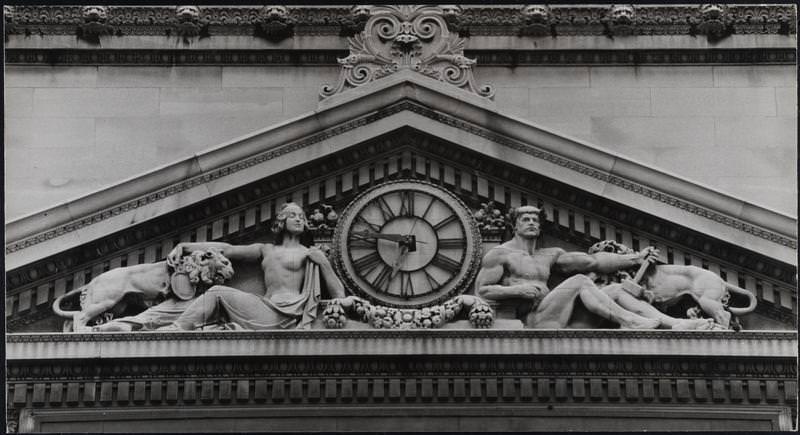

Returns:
726,283,758,315
52,286,86,318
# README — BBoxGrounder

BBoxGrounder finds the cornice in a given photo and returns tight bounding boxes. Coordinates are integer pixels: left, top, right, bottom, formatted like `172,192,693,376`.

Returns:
6,330,798,360
6,99,796,260
4,5,796,39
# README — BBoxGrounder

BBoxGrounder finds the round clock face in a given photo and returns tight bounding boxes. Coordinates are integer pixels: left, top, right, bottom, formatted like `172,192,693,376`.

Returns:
333,180,481,308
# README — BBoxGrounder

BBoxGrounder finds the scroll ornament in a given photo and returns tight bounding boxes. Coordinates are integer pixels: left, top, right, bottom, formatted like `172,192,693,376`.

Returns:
323,294,494,329
320,5,494,100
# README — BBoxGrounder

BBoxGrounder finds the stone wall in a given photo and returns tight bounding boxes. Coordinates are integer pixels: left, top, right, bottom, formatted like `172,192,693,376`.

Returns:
4,64,796,220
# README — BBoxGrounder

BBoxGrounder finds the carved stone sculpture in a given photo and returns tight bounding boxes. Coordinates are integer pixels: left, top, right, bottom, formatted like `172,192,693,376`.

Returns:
3,5,15,36
440,5,464,36
339,5,371,37
52,249,234,332
475,205,661,329
605,5,636,36
306,203,338,238
323,294,493,329
321,5,494,99
159,203,346,331
694,4,731,39
472,201,509,238
254,5,295,42
174,6,202,39
519,5,552,37
78,5,113,42
588,240,757,330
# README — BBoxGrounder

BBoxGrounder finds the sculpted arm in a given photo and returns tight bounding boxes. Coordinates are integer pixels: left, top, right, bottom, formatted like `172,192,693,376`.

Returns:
475,249,541,301
555,247,657,276
168,242,264,264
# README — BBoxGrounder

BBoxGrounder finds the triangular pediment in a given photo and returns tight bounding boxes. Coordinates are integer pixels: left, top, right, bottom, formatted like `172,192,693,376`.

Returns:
5,73,797,331
6,71,795,266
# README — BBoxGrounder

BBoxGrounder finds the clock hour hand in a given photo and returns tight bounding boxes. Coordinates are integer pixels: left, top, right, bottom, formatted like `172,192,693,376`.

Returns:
351,231,406,243
352,231,429,245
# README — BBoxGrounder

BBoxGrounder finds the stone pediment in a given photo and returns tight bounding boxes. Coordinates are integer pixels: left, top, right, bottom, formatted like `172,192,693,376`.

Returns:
6,71,795,266
5,70,798,332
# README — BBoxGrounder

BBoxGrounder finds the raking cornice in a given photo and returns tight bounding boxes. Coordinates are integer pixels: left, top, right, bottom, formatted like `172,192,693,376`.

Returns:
5,73,797,270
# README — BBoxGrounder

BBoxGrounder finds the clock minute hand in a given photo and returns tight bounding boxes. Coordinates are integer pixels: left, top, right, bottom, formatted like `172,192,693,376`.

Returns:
391,245,409,278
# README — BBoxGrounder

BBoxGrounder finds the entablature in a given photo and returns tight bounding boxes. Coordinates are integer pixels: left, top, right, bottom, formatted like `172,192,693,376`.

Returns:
4,5,796,66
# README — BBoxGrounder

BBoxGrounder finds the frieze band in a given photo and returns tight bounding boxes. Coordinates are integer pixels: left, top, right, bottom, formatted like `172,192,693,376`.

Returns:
4,5,796,39
5,48,796,67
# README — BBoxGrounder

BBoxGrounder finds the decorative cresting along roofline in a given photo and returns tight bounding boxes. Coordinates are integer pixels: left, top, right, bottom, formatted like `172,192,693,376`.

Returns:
5,73,797,270
3,4,796,38
320,5,493,100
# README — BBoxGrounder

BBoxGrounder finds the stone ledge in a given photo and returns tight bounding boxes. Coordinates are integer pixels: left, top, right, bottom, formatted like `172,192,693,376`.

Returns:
7,330,798,360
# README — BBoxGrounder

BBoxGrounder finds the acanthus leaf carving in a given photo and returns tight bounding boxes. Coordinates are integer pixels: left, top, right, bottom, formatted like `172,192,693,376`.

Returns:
320,5,494,100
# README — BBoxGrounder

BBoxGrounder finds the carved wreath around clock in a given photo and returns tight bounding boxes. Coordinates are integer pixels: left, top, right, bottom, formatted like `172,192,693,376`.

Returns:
333,180,481,308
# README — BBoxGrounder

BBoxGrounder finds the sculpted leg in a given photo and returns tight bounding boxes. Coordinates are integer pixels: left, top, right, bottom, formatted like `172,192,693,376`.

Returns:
169,285,290,330
603,284,713,330
527,275,583,328
561,275,659,329
170,285,250,330
696,296,730,328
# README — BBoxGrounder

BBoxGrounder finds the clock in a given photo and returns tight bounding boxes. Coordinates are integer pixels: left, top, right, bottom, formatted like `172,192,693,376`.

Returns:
333,180,481,308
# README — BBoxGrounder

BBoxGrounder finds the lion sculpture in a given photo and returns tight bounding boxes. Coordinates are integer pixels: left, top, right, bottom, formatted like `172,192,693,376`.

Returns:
589,240,757,329
53,249,234,332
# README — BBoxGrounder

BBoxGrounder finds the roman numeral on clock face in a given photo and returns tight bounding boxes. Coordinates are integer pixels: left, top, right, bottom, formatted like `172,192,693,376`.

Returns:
433,215,457,231
400,272,414,297
348,236,377,249
353,252,382,273
399,191,415,217
431,253,461,274
371,264,393,291
437,238,464,249
374,196,396,222
355,215,381,232
424,270,442,291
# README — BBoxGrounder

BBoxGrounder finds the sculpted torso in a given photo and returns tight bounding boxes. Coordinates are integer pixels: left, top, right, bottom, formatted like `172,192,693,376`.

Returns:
498,246,560,291
260,244,308,302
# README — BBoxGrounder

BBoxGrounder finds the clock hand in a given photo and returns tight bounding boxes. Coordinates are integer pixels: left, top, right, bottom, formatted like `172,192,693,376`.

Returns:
351,231,406,243
352,231,428,244
391,245,409,278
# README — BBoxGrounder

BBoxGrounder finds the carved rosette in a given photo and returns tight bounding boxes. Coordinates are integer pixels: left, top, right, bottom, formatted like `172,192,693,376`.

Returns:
323,294,494,329
320,5,494,100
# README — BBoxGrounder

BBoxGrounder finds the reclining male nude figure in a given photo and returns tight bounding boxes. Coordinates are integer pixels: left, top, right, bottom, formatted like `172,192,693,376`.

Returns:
475,205,660,329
